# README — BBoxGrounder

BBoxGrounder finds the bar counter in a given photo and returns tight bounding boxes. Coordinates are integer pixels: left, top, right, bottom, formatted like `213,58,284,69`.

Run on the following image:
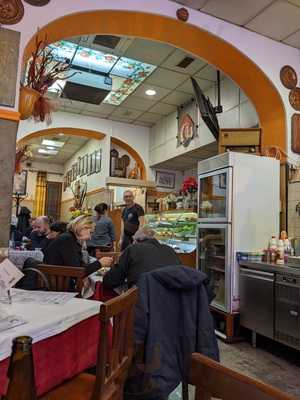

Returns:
239,260,300,277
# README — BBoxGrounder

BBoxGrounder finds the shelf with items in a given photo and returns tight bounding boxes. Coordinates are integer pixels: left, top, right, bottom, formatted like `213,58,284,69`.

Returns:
145,210,197,254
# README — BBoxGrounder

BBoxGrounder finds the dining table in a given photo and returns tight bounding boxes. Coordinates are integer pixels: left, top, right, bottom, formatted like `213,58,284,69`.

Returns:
0,290,105,397
8,249,44,270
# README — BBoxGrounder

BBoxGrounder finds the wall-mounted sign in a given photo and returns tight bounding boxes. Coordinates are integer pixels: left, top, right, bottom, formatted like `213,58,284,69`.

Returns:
177,100,198,148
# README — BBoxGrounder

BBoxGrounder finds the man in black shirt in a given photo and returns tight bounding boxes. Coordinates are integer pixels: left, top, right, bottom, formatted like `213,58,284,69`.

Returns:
120,190,145,251
30,216,51,250
103,226,181,289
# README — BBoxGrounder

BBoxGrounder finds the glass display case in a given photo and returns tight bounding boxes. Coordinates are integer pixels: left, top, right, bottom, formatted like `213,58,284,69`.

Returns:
145,210,197,254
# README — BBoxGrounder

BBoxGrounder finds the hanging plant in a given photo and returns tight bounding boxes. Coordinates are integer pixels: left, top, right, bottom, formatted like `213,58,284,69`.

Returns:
20,34,76,123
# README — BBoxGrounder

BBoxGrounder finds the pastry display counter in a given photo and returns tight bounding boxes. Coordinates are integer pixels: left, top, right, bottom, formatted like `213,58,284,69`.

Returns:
145,210,197,268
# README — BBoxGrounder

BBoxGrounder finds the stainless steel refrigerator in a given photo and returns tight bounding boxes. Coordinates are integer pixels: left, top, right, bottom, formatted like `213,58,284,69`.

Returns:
197,152,280,313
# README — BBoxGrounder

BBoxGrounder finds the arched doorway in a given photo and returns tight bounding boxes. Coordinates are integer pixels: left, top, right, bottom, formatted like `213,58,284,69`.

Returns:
22,10,286,155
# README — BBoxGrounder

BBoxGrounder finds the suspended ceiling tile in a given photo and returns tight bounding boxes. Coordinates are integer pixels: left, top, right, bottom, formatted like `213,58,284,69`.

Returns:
283,29,300,47
161,49,207,75
161,90,192,106
125,38,175,65
146,68,187,90
134,121,153,127
173,0,207,8
148,102,177,116
110,116,135,123
122,95,156,111
84,103,116,116
110,107,143,120
246,1,300,41
136,112,163,124
195,64,218,81
201,0,274,25
177,77,213,94
133,83,171,101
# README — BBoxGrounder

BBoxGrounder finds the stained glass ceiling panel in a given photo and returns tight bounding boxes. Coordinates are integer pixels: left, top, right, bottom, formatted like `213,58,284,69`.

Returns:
49,40,157,105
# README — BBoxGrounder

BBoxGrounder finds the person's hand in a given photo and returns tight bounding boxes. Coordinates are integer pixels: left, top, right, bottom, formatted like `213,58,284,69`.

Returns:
99,257,113,268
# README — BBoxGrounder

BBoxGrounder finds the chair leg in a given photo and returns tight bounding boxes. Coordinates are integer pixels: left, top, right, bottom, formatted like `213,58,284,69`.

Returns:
182,381,189,400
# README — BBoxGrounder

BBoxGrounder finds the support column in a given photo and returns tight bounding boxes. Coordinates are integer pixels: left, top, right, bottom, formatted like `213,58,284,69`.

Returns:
0,116,19,255
0,28,21,256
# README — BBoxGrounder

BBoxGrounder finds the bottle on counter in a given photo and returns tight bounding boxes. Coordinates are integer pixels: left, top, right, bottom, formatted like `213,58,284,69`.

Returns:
276,239,285,265
269,235,278,264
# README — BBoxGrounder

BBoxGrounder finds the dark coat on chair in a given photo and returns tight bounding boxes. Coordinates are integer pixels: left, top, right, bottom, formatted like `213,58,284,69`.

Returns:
125,265,219,400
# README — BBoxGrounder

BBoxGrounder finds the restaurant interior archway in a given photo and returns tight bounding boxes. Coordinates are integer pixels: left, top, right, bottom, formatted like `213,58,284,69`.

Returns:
22,10,286,156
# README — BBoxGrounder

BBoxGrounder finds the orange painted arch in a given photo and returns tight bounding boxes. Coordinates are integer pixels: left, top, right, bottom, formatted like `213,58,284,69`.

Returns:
17,127,147,179
23,10,286,155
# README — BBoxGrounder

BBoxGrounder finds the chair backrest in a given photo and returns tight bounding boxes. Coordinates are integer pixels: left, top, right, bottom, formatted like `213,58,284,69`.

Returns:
188,353,296,400
36,264,86,293
91,286,139,400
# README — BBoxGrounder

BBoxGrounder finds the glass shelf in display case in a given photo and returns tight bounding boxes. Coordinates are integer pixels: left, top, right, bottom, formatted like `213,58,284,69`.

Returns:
145,210,197,254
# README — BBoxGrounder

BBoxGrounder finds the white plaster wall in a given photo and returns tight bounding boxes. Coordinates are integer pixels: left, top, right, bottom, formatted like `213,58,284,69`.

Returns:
4,0,300,158
150,77,258,165
17,112,150,178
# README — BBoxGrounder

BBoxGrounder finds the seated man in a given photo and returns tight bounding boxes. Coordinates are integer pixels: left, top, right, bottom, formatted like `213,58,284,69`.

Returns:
102,226,181,289
29,216,51,250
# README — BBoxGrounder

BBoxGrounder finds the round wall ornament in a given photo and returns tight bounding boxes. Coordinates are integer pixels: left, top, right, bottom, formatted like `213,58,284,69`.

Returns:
280,65,297,89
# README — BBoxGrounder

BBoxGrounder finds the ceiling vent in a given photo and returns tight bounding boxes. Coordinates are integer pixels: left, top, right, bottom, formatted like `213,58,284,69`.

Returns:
177,56,195,69
93,35,121,49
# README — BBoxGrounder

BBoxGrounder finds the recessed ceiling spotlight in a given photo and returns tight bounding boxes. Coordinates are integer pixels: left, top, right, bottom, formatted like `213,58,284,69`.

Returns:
145,89,156,96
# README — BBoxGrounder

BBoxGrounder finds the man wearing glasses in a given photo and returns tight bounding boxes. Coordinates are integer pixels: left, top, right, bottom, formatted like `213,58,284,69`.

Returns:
120,190,145,251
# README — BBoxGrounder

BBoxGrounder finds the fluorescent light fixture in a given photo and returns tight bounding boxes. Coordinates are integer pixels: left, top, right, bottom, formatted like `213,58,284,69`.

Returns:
46,146,55,150
145,89,156,96
58,133,65,136
42,139,64,148
38,148,58,155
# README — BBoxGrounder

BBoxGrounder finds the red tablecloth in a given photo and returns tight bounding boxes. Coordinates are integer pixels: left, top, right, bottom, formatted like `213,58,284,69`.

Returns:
0,315,102,396
91,281,117,302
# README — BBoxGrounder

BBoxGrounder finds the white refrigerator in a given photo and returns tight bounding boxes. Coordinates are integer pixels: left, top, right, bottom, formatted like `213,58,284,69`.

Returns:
197,152,280,313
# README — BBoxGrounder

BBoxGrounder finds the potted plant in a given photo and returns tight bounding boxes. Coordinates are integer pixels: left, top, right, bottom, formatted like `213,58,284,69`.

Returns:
19,35,74,123
182,176,198,209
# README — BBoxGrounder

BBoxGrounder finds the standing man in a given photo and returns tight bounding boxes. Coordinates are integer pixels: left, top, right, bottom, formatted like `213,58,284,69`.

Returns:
120,190,145,251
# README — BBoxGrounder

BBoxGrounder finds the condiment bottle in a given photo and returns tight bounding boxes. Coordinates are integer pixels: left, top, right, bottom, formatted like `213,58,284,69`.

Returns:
276,240,285,265
5,336,37,400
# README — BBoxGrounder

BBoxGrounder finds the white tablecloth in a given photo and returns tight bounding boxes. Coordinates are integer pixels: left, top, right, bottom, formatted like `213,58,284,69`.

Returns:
8,249,44,269
0,294,101,361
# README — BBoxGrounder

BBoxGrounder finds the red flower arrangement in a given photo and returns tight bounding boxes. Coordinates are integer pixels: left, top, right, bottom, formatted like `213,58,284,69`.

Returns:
182,176,198,194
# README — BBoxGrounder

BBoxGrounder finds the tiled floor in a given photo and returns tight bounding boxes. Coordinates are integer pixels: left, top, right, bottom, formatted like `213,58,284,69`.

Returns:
170,339,300,399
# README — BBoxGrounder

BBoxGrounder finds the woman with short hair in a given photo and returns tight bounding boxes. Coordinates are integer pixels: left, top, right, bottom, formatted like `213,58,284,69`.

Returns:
43,215,102,274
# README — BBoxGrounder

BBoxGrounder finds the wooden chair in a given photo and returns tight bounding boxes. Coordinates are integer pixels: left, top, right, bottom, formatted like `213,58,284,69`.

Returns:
24,264,86,294
96,251,120,263
188,352,297,400
40,286,139,400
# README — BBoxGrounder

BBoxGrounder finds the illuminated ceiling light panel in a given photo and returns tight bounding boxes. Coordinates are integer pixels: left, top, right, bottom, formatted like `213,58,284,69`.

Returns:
38,148,58,155
48,79,67,93
49,40,157,106
41,139,65,147
104,60,156,105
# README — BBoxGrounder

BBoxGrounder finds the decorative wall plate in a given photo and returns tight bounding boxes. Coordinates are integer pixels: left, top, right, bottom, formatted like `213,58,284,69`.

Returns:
292,114,300,154
280,65,297,89
0,0,24,25
289,87,300,111
23,0,50,5
176,7,189,22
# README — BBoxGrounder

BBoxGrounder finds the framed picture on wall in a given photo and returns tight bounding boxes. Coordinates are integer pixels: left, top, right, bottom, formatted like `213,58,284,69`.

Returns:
72,164,77,181
95,150,102,173
79,157,84,176
13,170,27,195
67,170,72,186
91,152,97,174
155,170,175,189
88,154,93,175
84,154,88,175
